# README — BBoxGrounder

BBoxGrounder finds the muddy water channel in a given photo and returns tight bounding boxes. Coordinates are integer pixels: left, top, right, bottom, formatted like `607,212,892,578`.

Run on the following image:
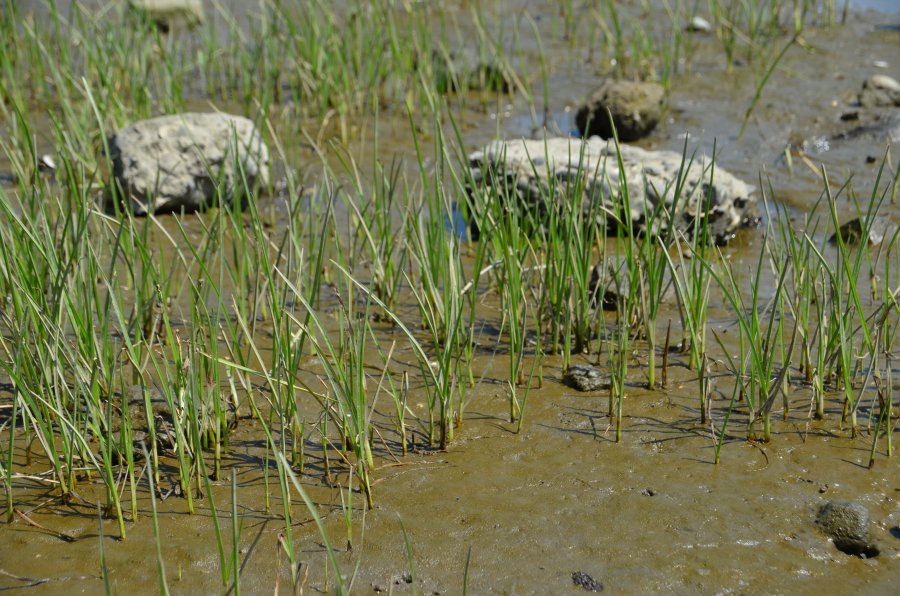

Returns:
2,1,900,594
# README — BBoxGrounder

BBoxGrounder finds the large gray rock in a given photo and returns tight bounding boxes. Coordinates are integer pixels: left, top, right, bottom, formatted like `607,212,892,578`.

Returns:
576,80,664,142
858,74,900,108
108,113,269,215
815,500,880,557
128,0,204,30
467,137,756,243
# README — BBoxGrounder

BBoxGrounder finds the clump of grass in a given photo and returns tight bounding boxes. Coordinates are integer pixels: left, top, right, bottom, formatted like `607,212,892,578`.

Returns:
402,114,470,447
707,219,794,442
535,140,605,366
294,286,377,509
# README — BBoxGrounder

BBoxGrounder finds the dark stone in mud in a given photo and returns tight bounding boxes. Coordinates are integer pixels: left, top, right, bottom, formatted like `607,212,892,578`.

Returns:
829,218,885,246
589,264,626,312
588,260,629,312
575,80,664,142
563,364,609,392
111,384,235,456
431,50,512,94
0,155,57,187
107,113,269,215
858,74,900,108
128,0,204,31
103,385,174,457
467,137,757,244
833,110,900,144
815,500,880,558
588,261,669,312
572,571,603,592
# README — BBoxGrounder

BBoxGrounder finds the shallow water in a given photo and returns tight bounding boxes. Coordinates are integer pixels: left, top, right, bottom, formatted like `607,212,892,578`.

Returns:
854,0,900,13
2,1,900,593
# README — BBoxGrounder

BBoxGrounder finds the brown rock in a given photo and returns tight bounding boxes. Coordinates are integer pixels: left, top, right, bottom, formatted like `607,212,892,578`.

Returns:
575,80,664,142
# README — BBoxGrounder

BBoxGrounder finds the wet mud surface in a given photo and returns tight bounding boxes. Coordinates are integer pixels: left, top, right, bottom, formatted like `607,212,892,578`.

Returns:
2,1,900,593
3,373,898,593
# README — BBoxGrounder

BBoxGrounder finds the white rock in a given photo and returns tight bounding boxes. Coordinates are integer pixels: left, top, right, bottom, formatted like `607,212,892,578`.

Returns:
871,74,900,92
468,137,756,243
686,16,712,33
128,0,203,29
38,154,56,172
108,113,269,215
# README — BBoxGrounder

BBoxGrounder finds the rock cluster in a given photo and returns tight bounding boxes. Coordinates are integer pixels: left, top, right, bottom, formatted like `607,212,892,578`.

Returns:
467,137,756,243
108,112,269,215
828,74,900,163
858,74,900,109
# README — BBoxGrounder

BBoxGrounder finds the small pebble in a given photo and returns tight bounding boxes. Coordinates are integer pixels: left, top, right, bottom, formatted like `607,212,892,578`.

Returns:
686,16,712,33
872,60,889,69
641,488,657,497
38,154,56,171
563,364,609,392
